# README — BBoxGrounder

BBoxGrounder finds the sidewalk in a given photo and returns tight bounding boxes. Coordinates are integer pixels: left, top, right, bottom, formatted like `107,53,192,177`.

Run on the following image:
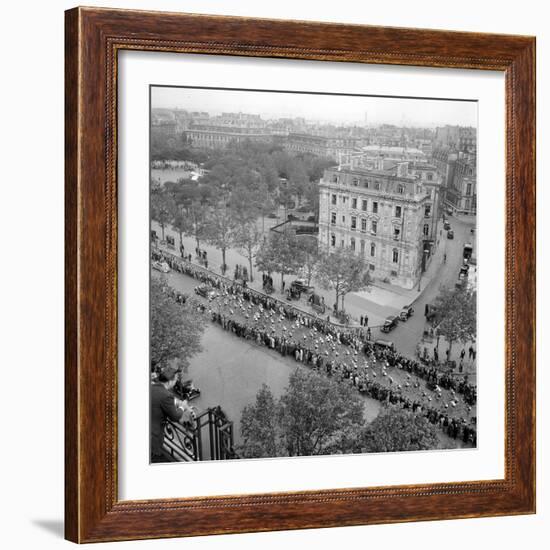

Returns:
151,218,444,329
152,220,389,327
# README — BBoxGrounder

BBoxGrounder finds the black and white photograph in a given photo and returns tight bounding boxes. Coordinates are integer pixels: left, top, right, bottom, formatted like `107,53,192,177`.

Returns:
149,85,478,463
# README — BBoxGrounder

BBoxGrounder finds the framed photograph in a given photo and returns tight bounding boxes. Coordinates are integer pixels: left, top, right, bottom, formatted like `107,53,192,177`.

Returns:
65,7,536,543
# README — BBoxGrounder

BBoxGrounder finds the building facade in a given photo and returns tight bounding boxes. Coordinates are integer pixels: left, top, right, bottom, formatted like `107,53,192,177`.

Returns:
445,155,477,215
184,112,273,149
318,166,431,289
279,133,361,161
435,125,477,154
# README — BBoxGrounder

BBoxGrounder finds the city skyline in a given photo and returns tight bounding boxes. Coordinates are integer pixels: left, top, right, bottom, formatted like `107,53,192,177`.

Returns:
152,86,477,128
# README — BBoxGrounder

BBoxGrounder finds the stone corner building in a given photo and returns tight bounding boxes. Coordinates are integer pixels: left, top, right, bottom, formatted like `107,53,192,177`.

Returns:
318,165,440,289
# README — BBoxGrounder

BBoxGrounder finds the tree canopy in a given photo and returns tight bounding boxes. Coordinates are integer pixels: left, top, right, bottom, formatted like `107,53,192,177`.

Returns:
316,247,371,310
255,230,301,289
432,285,477,352
239,368,365,458
361,407,439,453
150,277,206,372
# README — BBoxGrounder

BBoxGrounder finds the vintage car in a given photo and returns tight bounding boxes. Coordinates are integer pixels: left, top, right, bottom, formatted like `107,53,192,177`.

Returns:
174,379,201,401
447,229,454,239
194,284,217,300
152,260,170,273
399,305,414,321
290,279,314,294
463,243,474,260
373,339,396,352
381,315,398,333
443,220,451,230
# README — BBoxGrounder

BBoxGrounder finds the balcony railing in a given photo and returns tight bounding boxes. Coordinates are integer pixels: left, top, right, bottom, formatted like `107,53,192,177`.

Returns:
163,406,238,462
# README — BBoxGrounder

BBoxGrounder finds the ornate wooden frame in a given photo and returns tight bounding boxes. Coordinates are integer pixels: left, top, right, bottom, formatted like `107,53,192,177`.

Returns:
65,6,536,543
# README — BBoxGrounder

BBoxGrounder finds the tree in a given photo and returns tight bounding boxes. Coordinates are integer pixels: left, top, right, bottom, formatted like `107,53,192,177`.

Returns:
186,201,209,249
239,369,365,458
204,199,237,269
316,247,371,312
362,407,439,453
239,385,281,458
150,277,206,372
279,368,365,456
234,220,263,282
338,251,372,310
302,180,321,220
172,210,186,247
255,230,301,291
432,286,477,355
296,236,319,286
151,191,177,241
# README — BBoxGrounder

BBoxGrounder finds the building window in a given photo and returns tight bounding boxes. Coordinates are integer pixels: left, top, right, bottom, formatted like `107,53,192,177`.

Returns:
397,184,405,194
351,216,357,230
361,218,367,232
423,223,430,236
372,201,378,214
424,204,431,218
427,173,433,181
342,196,347,204
370,243,376,257
331,194,337,205
466,183,472,195
342,215,346,224
392,248,399,263
332,175,339,183
371,221,377,235
362,199,367,211
350,238,356,251
395,206,402,218
331,234,336,247
360,240,365,255
331,212,336,225
341,239,345,248
352,178,359,187
352,197,357,209
374,181,381,190
393,227,400,240
369,263,375,271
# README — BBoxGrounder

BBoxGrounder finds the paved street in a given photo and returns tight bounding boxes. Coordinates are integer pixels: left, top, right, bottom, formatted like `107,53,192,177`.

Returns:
153,260,476,445
156,269,382,445
152,212,476,365
375,214,476,360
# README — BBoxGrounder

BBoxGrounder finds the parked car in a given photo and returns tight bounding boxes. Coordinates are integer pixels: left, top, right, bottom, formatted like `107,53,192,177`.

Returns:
194,284,217,299
459,264,470,277
152,260,170,273
374,339,396,352
463,243,473,260
381,315,398,333
174,379,201,401
291,279,314,294
447,229,454,239
443,221,451,230
400,305,414,321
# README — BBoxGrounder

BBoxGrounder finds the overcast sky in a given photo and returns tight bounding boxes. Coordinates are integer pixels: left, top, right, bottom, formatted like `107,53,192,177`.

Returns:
152,86,477,128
